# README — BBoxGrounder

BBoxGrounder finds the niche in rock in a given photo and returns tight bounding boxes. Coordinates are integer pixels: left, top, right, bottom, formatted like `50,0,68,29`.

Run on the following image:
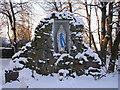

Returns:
53,20,71,53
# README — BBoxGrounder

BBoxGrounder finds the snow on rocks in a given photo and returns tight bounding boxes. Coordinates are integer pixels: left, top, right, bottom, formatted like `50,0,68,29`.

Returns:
53,52,61,57
12,42,32,59
72,45,77,50
14,57,28,63
35,11,83,33
58,69,69,76
11,57,28,69
58,69,69,81
55,54,73,65
54,11,73,20
12,50,24,59
38,60,45,63
12,11,103,79
36,36,41,39
51,11,83,26
13,61,24,69
76,32,82,37
75,52,89,62
82,42,102,64
11,42,32,69
65,62,70,65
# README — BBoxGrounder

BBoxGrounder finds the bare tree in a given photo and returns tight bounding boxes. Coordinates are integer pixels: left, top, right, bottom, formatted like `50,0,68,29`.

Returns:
94,0,101,45
37,0,74,13
100,2,108,49
100,2,113,65
108,2,120,72
108,31,120,72
0,0,18,52
81,0,98,52
0,0,33,52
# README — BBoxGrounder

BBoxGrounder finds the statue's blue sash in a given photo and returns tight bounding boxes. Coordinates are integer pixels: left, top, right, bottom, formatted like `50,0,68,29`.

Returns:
60,33,66,48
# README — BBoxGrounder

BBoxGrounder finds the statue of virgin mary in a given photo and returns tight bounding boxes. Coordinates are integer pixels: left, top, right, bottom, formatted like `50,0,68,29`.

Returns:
57,25,66,52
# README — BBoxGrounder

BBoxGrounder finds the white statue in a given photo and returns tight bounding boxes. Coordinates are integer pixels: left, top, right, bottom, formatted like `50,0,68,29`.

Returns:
57,25,66,52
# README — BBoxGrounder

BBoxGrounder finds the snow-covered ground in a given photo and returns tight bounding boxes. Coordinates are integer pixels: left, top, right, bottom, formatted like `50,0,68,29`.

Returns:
0,58,12,69
0,58,119,88
0,58,12,89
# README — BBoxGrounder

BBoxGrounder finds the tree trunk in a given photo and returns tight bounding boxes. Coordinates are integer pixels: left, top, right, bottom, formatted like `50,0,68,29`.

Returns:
108,31,120,72
7,20,12,46
100,2,107,48
53,2,59,12
68,0,72,13
100,2,113,65
95,6,100,45
9,0,18,52
85,1,91,48
84,0,98,52
107,2,113,52
108,2,120,72
91,33,98,53
116,2,120,35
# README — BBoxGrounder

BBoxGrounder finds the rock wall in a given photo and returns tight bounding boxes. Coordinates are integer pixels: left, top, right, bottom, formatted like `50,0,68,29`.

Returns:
12,12,104,79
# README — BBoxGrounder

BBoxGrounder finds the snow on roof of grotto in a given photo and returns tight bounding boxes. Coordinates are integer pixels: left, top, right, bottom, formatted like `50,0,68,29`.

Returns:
38,11,84,28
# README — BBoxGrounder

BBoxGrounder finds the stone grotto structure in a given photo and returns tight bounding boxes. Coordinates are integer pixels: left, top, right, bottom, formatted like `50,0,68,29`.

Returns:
12,12,104,79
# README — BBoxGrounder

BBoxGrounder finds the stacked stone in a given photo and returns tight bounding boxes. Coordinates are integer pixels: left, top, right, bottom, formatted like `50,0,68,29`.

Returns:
12,12,103,79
